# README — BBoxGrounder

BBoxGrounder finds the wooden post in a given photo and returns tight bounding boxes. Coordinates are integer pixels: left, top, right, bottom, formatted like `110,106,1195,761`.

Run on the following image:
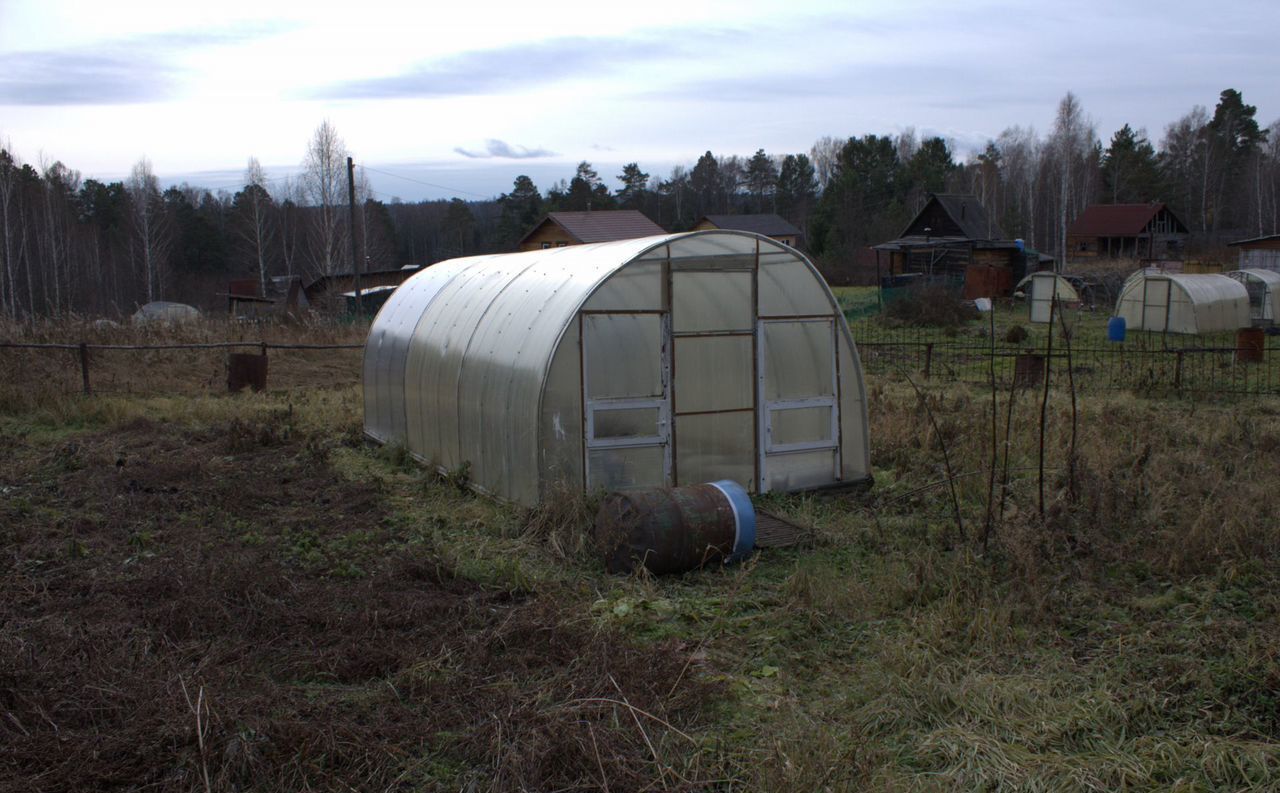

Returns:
347,156,363,317
78,342,90,395
1174,350,1183,390
924,342,933,380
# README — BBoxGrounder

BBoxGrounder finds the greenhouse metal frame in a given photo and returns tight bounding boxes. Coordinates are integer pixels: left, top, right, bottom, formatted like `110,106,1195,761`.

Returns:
363,230,870,505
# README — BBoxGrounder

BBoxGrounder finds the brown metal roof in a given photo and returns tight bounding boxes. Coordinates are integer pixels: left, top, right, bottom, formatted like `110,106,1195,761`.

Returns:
1067,203,1186,236
534,210,665,244
699,213,803,238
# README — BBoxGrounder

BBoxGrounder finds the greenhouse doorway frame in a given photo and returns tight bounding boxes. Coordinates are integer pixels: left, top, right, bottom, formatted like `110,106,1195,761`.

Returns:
580,311,673,491
756,317,842,492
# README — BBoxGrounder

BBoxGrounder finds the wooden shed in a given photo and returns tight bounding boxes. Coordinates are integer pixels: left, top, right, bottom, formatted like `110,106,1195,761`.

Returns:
1227,234,1280,272
873,193,1048,299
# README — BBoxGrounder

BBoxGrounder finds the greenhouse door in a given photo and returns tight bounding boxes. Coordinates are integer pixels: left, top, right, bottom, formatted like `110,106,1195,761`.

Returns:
581,312,672,491
757,318,841,492
1141,277,1171,332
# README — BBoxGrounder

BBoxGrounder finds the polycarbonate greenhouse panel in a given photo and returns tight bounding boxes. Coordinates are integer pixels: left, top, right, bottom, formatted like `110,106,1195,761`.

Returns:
760,321,836,401
667,233,758,269
673,335,753,413
757,247,835,317
582,258,663,311
675,412,755,487
584,314,665,399
362,257,474,445
672,270,753,332
763,449,838,491
837,334,871,482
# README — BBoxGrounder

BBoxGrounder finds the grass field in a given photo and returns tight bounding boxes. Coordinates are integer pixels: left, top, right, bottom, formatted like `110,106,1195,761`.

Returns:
3,318,1280,791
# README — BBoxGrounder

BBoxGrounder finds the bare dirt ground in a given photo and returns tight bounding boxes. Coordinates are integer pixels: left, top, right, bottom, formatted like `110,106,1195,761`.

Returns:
0,414,715,792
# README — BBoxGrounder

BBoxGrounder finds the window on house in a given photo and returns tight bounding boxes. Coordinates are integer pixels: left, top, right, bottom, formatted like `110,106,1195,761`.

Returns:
556,241,568,247
541,242,551,249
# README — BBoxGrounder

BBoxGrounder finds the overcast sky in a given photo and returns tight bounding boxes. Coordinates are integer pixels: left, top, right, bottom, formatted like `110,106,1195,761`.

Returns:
1,0,1277,201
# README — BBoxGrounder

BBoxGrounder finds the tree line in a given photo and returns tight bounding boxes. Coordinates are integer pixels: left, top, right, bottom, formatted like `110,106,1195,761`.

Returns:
1,88,1276,319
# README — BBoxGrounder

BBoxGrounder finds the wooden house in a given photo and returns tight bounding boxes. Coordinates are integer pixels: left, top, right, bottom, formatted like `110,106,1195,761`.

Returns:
1066,203,1189,261
1227,234,1280,272
693,214,804,248
517,210,665,251
873,194,1048,298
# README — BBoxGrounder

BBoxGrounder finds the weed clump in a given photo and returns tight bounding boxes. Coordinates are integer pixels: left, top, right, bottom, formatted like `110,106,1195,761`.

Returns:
883,283,978,328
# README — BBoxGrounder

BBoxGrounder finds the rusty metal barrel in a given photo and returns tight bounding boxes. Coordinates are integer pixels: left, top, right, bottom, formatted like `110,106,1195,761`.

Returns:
1237,326,1265,363
593,481,756,575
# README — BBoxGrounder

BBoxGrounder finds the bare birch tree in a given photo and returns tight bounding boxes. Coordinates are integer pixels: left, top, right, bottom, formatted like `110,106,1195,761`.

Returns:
1049,93,1090,266
234,157,275,296
809,136,844,193
127,157,169,303
302,120,348,277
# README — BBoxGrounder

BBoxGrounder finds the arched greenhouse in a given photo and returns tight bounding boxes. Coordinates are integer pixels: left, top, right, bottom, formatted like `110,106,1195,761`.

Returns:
1115,272,1249,334
362,231,871,505
1226,269,1280,323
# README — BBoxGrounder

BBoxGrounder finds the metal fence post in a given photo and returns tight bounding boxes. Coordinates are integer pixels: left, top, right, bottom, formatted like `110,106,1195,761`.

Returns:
1174,350,1183,391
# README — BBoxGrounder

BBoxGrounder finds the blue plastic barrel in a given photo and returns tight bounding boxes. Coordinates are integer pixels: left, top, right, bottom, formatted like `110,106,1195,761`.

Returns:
1107,316,1126,342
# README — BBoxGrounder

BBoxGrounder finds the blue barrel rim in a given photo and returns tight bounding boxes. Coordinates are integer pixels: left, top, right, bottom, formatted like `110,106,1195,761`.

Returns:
708,480,756,562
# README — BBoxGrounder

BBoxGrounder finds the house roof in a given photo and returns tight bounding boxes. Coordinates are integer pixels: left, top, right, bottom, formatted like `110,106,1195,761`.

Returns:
1067,203,1187,236
1227,233,1280,247
699,214,803,238
897,194,1007,241
525,210,665,245
304,267,421,295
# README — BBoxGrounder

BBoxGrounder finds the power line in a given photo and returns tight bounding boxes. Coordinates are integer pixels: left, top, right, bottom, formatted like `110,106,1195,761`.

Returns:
357,164,493,200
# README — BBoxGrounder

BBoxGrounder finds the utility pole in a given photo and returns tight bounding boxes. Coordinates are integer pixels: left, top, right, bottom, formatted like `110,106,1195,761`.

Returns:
347,156,363,317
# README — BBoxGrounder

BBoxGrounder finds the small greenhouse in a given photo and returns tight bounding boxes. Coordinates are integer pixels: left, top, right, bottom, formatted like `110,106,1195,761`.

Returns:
363,231,870,506
1016,272,1080,323
1226,269,1280,323
1114,272,1249,334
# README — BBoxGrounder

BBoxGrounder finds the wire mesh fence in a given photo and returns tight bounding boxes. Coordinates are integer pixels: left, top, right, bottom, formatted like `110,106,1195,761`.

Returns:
848,310,1280,397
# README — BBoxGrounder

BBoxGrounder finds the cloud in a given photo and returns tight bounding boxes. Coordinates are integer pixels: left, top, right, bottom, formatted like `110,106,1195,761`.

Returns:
0,51,175,105
312,35,685,99
0,22,297,106
453,139,557,159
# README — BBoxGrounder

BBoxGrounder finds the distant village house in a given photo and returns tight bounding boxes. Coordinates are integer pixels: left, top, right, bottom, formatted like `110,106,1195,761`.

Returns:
1065,203,1189,261
517,210,665,252
693,214,804,248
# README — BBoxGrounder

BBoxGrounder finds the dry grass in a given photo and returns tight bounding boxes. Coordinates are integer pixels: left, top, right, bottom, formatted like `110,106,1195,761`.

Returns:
0,409,721,792
4,318,1280,791
0,315,367,414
